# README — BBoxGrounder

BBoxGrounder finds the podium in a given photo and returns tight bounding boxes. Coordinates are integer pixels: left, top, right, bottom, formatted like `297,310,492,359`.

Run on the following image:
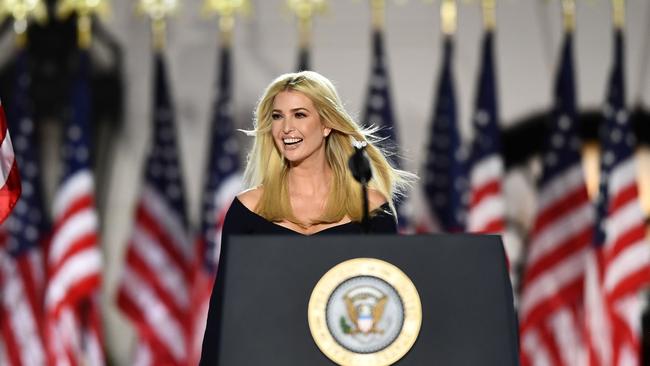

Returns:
201,234,519,365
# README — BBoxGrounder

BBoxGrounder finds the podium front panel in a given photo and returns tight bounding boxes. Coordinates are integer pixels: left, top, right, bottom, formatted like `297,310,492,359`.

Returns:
208,234,518,365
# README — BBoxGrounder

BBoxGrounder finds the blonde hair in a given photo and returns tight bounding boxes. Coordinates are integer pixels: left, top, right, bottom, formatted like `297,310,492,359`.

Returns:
243,71,415,225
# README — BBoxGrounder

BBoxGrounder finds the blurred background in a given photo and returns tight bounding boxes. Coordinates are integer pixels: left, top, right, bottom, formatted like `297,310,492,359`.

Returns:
0,0,649,365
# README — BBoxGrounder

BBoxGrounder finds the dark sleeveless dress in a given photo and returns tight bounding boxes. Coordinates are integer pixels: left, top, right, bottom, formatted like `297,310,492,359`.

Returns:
218,197,396,236
199,197,397,365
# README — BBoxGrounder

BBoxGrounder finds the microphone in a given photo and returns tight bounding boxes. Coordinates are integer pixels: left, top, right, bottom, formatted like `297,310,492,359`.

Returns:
348,139,372,233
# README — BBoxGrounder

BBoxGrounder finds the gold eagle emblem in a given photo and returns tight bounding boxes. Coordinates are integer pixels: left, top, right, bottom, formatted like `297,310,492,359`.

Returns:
343,286,388,335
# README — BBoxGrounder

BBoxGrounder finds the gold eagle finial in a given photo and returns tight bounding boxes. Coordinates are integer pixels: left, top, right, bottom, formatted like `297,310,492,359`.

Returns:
0,0,47,45
201,0,251,45
137,0,178,51
57,0,110,49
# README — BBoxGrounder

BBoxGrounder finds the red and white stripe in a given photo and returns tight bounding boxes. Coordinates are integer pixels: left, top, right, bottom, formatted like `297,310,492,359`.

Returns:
584,157,650,366
0,247,47,366
520,164,595,366
46,171,101,317
467,155,506,234
0,104,20,225
45,170,104,365
47,304,104,366
47,306,82,366
117,184,193,365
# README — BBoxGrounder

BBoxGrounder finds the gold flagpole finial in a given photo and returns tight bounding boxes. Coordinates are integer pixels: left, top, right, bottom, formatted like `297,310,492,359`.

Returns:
354,0,406,31
202,0,251,46
441,0,456,35
561,0,575,32
57,0,110,49
612,0,624,30
370,0,385,30
287,0,327,49
137,0,179,51
481,0,495,31
0,0,47,47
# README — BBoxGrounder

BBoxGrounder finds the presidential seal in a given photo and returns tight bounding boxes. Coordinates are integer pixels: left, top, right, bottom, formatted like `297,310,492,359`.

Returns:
308,258,422,366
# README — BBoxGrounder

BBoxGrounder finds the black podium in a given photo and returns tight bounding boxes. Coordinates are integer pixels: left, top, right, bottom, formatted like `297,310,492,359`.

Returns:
204,234,519,365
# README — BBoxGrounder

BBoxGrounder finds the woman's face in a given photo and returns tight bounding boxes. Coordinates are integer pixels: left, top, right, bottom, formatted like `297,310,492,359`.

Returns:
271,90,331,164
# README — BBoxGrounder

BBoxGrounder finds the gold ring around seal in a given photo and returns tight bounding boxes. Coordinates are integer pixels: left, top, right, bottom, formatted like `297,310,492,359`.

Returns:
308,258,422,366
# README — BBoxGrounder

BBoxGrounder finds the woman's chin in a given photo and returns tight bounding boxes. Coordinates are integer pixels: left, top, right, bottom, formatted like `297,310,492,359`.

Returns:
284,156,304,165
284,153,311,166
282,146,325,166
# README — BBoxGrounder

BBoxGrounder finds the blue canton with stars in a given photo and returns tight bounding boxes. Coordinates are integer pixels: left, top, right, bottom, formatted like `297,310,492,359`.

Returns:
60,50,93,184
469,31,501,172
538,33,583,188
144,54,189,228
423,37,468,232
200,47,240,272
3,50,49,257
363,30,401,164
595,30,635,247
362,30,409,229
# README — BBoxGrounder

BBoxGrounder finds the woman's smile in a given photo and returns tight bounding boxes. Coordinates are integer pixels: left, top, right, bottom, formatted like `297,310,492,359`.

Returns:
282,137,303,150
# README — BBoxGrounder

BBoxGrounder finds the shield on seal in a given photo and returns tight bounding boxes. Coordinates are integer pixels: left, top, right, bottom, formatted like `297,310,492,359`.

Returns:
344,286,388,334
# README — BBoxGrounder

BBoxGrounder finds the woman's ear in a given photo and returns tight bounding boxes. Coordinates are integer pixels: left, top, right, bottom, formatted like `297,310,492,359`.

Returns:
323,127,332,137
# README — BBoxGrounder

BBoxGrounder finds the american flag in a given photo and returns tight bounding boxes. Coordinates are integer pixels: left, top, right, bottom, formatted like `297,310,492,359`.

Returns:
584,29,650,366
519,33,594,366
467,31,505,235
362,29,410,231
0,49,47,366
116,53,192,366
44,49,104,366
189,45,242,365
422,36,468,232
0,82,21,224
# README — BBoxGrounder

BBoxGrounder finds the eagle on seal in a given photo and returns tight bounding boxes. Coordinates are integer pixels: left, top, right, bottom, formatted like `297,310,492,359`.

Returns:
344,286,388,335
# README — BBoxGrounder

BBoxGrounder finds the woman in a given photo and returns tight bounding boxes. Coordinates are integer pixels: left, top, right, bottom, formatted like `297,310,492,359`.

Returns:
200,71,414,363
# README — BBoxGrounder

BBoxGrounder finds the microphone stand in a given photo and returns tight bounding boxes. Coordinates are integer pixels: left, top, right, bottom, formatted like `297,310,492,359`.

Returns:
348,141,372,233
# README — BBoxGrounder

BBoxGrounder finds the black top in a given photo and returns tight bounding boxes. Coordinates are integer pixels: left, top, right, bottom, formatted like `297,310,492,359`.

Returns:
199,197,396,365
220,197,397,236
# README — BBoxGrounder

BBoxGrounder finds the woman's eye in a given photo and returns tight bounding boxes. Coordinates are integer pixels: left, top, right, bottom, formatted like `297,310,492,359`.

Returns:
295,112,306,118
271,113,282,120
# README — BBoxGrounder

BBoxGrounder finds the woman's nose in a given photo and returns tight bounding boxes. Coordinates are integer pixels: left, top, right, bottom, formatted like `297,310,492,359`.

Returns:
282,117,295,133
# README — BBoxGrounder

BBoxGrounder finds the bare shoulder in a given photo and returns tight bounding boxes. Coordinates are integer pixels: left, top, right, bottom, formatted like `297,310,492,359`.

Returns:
367,189,388,211
237,187,263,211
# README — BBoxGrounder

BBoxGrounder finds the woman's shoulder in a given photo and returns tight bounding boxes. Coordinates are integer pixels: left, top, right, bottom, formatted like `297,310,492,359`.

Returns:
222,187,265,235
237,186,264,212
